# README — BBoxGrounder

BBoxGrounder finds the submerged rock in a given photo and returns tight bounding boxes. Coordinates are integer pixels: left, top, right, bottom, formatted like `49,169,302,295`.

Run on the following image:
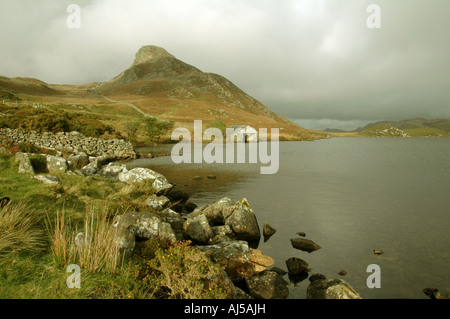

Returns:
285,257,309,275
290,238,321,253
263,222,276,241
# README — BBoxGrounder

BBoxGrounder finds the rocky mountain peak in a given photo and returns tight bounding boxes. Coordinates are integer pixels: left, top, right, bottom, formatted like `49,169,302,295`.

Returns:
133,45,175,66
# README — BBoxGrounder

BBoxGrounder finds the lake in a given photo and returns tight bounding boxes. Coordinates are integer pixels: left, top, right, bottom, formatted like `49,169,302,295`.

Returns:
128,138,450,299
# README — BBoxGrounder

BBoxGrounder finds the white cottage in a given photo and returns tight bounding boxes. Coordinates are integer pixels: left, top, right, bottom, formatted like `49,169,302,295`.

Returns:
227,125,258,143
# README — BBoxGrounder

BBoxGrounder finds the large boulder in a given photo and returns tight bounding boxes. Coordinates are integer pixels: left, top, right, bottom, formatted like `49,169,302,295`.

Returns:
114,211,176,243
46,155,68,173
190,197,235,226
183,214,214,244
224,198,261,242
307,278,362,299
145,195,171,211
118,167,172,194
245,270,289,299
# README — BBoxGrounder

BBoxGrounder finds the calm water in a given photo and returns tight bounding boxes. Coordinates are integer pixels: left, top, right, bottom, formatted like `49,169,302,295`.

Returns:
128,138,450,299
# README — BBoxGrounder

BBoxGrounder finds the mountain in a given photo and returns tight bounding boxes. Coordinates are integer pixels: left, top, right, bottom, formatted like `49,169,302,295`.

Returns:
0,45,327,141
93,45,307,135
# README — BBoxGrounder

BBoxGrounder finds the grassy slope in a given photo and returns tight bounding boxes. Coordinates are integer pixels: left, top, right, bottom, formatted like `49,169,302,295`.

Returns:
0,154,153,298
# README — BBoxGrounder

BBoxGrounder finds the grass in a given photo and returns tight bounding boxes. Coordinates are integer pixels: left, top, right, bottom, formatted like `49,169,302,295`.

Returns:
0,153,228,299
0,201,46,256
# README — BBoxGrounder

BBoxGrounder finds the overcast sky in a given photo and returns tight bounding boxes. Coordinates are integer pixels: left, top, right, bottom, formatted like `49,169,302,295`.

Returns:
0,0,449,130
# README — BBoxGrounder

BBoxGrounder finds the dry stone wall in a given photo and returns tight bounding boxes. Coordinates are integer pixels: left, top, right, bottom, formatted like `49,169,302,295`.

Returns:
0,128,135,159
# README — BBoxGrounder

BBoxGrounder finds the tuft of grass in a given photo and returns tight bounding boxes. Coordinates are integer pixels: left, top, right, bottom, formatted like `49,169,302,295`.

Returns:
47,207,123,274
0,201,46,256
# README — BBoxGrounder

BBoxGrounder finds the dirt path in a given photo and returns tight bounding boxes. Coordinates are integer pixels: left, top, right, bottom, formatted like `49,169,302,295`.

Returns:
100,95,152,118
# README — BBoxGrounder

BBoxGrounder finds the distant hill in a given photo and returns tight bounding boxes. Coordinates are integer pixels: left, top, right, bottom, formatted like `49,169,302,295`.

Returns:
358,120,450,137
0,76,63,97
356,118,450,133
324,128,349,133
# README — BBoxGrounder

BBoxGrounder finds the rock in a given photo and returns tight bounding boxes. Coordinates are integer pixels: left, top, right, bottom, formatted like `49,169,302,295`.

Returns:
307,279,362,299
68,152,90,170
159,208,185,240
263,222,276,240
192,176,202,180
183,214,214,244
97,162,127,180
33,175,61,186
224,198,261,242
234,287,254,299
211,225,235,238
80,160,100,176
144,195,170,211
46,155,68,173
285,257,309,275
270,267,287,276
309,273,327,283
184,201,197,213
245,270,289,299
190,196,234,226
166,188,190,204
114,225,136,260
290,238,321,253
373,249,384,255
74,232,92,248
423,288,450,299
18,153,35,174
226,249,274,281
296,232,306,237
196,239,272,281
118,167,173,194
207,175,216,180
115,211,176,243
338,270,347,276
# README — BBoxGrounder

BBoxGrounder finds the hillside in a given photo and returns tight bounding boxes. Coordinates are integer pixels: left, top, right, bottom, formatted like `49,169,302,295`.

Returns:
356,118,450,136
0,45,326,142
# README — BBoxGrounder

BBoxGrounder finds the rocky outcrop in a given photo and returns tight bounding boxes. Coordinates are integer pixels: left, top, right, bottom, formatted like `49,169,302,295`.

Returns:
0,128,136,159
